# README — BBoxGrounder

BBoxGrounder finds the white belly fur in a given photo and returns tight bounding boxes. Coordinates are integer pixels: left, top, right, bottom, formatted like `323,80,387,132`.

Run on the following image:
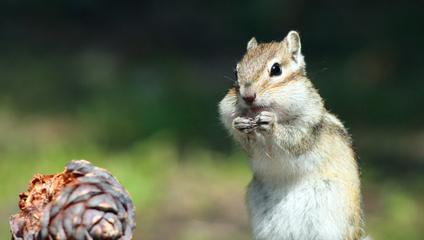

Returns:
247,173,349,240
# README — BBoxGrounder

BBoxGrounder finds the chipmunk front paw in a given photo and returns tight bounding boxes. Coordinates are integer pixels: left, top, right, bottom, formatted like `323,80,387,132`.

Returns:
255,111,277,132
233,117,256,134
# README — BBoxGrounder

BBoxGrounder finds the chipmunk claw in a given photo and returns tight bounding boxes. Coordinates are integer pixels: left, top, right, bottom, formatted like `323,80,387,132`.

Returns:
255,111,276,131
233,117,256,134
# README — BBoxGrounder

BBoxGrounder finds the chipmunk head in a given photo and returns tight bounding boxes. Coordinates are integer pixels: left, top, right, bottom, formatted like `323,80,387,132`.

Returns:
233,31,322,122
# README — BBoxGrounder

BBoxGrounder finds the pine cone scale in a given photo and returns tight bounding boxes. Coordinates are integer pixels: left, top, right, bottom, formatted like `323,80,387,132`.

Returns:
67,184,103,204
86,194,119,213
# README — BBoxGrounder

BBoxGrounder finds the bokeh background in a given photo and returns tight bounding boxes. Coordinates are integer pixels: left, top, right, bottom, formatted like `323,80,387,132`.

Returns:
0,1,423,239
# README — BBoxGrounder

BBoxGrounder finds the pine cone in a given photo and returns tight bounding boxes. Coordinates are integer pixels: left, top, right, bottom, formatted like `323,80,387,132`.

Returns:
10,160,136,240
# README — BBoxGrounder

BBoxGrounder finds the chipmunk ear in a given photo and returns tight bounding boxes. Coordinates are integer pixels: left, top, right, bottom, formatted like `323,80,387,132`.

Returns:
283,31,302,61
247,37,258,50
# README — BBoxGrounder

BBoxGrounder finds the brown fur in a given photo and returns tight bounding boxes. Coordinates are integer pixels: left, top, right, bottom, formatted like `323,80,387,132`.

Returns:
261,71,303,93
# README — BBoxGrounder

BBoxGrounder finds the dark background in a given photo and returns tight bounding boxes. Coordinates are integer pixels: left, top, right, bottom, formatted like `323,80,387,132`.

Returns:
0,1,422,239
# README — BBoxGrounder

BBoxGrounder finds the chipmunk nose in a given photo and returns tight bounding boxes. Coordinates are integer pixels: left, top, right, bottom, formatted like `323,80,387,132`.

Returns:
242,94,256,105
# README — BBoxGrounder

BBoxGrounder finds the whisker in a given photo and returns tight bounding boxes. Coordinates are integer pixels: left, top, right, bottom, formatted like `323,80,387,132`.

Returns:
309,67,328,77
223,75,235,82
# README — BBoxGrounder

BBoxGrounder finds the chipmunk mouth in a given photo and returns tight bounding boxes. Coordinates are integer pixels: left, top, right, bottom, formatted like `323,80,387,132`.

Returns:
240,105,269,118
249,105,268,113
238,99,270,115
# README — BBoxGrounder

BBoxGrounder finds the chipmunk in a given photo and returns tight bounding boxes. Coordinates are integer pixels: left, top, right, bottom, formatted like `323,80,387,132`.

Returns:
219,31,364,240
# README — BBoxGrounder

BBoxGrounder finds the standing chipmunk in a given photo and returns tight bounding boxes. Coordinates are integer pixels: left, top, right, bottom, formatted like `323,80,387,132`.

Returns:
219,31,364,240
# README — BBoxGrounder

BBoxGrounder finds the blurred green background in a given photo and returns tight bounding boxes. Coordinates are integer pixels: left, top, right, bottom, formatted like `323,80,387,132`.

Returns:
0,1,423,239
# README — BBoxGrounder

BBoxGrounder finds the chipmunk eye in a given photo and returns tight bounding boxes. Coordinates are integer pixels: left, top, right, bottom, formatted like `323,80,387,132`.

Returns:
270,62,282,77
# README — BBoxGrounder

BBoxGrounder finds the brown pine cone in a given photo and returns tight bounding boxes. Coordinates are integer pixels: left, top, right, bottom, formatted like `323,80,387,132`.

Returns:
10,160,136,240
